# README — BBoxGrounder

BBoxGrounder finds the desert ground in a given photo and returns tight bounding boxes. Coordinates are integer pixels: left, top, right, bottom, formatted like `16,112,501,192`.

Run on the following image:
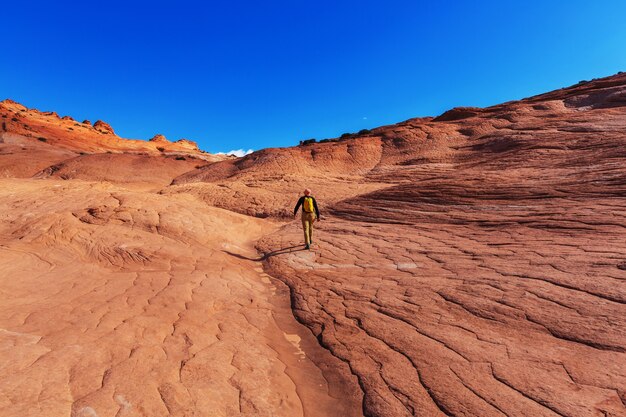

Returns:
1,74,625,416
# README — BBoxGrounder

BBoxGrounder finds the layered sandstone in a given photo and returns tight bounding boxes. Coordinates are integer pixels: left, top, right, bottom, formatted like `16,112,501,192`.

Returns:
1,73,625,417
253,74,626,416
0,100,230,186
0,99,225,165
0,180,362,417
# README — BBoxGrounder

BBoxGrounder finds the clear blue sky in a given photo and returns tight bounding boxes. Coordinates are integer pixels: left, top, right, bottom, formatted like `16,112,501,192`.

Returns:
1,1,625,153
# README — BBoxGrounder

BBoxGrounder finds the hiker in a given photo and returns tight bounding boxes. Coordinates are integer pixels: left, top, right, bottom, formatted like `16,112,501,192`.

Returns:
293,189,321,250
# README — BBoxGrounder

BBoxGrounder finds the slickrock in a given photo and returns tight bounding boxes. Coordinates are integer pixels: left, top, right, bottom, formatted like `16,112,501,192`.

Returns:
1,72,626,417
254,74,626,417
0,132,79,178
173,139,201,152
0,180,361,417
32,153,208,190
168,139,392,217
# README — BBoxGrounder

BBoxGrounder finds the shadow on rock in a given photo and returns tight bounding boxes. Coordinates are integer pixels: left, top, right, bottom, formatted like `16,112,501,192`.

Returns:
223,245,304,262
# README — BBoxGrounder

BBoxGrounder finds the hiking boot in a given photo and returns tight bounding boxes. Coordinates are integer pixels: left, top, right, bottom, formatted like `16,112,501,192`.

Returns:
305,243,310,250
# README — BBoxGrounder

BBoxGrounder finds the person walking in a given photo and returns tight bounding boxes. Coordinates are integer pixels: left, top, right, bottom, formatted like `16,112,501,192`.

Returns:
293,189,321,250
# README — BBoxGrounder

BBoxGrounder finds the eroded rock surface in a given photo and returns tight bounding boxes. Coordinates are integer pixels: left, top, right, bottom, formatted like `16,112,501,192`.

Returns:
0,180,361,417
0,99,224,162
1,73,626,417
255,74,626,417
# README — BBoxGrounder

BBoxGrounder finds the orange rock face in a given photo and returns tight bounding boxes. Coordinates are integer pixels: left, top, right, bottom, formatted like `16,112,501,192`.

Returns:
0,180,362,417
93,120,115,134
0,99,220,161
255,75,626,416
1,74,625,417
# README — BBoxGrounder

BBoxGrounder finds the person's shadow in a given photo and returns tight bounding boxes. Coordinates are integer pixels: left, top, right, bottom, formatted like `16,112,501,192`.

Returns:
223,245,304,262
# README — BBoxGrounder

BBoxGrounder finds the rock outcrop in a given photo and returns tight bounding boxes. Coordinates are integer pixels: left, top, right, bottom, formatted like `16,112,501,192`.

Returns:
174,138,200,151
1,73,625,417
93,119,115,134
252,73,626,417
0,100,229,181
149,133,169,142
0,99,219,159
0,179,362,417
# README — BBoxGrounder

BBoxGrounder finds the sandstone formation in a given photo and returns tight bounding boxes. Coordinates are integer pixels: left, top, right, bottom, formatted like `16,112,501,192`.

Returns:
0,180,361,417
168,139,392,217
0,100,221,160
32,153,207,190
254,74,626,416
1,73,625,417
0,131,79,179
94,120,115,134
149,134,169,142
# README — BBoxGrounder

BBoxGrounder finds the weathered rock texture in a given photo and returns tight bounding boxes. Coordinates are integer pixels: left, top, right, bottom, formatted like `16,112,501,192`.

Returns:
0,180,362,417
0,101,363,416
0,99,227,180
1,73,626,417
254,74,626,416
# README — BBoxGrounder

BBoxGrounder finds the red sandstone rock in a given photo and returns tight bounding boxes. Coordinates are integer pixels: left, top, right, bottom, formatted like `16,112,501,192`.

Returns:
33,153,209,190
174,138,200,151
0,180,361,417
0,100,227,177
253,73,626,417
432,106,483,121
1,73,625,417
149,133,169,142
171,72,626,416
93,119,115,134
0,98,26,109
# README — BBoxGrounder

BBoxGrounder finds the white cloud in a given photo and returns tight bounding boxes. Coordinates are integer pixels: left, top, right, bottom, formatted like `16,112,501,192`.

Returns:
216,149,254,157
362,117,368,120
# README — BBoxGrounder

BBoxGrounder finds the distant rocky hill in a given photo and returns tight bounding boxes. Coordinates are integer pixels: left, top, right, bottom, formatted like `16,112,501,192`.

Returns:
0,99,231,187
167,72,626,218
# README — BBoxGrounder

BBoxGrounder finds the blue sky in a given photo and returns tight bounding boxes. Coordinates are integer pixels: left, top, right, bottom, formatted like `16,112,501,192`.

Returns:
1,1,625,153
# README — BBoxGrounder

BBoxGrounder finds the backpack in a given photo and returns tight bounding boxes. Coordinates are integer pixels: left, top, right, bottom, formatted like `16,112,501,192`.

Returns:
303,196,314,213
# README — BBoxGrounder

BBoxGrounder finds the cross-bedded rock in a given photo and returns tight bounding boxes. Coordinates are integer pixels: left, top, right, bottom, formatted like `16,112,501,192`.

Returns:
1,73,625,417
255,73,626,417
